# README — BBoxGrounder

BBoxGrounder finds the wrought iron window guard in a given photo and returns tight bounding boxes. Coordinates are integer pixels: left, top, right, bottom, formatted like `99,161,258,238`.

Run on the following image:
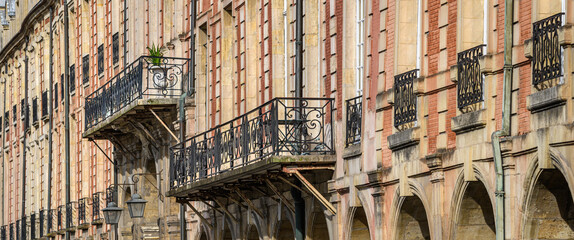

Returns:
532,13,564,87
84,56,192,131
0,225,5,240
106,185,117,205
78,198,88,228
91,192,104,224
56,205,64,232
457,45,485,111
39,209,45,237
345,95,362,146
66,202,75,230
47,209,55,234
15,220,19,240
394,69,418,128
30,213,36,240
170,97,334,189
8,224,12,240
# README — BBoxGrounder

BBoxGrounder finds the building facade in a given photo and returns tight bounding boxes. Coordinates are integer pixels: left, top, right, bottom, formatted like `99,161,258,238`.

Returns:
0,0,573,240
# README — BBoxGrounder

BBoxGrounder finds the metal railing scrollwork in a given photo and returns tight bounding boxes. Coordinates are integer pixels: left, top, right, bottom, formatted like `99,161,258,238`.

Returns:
532,13,563,88
170,98,334,188
457,45,484,111
394,70,418,128
345,96,362,146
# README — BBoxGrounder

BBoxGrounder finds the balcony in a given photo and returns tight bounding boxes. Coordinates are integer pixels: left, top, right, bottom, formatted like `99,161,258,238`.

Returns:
168,98,335,199
77,198,89,230
394,70,418,129
345,96,362,147
83,56,191,139
91,192,104,225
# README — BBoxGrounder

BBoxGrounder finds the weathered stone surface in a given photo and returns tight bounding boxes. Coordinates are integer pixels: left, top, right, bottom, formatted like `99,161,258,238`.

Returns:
387,127,420,151
527,85,566,113
451,109,486,134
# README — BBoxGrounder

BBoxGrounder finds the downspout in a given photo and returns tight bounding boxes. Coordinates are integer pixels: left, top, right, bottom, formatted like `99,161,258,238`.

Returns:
492,0,513,240
1,65,5,227
179,1,196,240
293,0,305,240
283,0,287,97
63,1,71,240
47,6,53,229
123,0,127,67
21,38,28,240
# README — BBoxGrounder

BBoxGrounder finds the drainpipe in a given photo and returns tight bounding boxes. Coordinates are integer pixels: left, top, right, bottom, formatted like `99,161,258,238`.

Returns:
179,1,195,240
63,1,71,240
1,65,5,227
21,39,28,240
293,2,305,239
47,6,53,226
491,0,513,240
123,0,127,67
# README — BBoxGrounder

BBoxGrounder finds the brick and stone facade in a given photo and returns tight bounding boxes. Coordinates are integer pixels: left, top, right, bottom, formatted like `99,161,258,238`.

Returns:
1,0,574,240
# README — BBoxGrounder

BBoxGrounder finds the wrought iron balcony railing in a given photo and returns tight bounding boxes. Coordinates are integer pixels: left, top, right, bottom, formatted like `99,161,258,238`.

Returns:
0,225,5,240
394,70,418,127
9,224,12,240
84,56,191,131
170,98,334,189
92,192,103,224
457,45,484,111
57,205,64,232
15,220,19,240
532,13,563,87
47,209,55,234
66,202,75,230
106,185,117,205
345,96,362,146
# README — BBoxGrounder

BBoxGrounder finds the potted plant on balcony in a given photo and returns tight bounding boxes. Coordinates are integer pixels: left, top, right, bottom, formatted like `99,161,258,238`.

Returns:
147,44,169,93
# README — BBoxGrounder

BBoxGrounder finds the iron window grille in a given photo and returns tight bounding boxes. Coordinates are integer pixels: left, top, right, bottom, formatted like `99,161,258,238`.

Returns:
457,45,485,111
4,112,8,131
394,70,418,127
32,98,38,123
66,202,75,229
70,64,76,94
82,55,90,85
78,198,87,227
92,192,104,224
532,13,564,87
57,205,64,231
84,56,192,130
39,209,45,237
98,45,104,75
112,33,119,65
54,83,58,111
106,185,117,205
30,213,35,240
0,225,5,240
345,95,362,146
41,91,48,119
170,98,334,188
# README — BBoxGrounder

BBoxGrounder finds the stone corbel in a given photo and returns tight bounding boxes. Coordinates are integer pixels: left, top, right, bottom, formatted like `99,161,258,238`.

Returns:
387,127,421,151
449,65,458,83
478,53,495,75
425,151,443,169
559,24,573,46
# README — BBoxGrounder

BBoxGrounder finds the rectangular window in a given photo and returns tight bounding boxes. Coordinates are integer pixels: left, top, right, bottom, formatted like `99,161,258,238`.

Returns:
4,111,8,131
20,99,25,119
42,91,48,118
112,33,119,65
70,64,76,93
61,74,64,101
12,105,16,125
98,45,104,75
32,98,38,123
7,0,15,17
82,55,90,84
54,83,59,111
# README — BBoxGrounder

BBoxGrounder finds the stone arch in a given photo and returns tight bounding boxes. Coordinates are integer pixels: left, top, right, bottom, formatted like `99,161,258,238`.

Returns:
222,217,233,240
308,211,330,240
347,206,370,240
390,180,433,240
522,150,574,239
275,210,295,240
450,172,495,239
449,167,496,239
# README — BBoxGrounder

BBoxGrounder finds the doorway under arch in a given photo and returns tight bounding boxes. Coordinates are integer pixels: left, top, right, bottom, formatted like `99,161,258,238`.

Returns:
310,212,329,240
524,169,574,239
396,196,430,240
453,181,495,240
350,207,370,240
276,217,295,240
247,225,259,240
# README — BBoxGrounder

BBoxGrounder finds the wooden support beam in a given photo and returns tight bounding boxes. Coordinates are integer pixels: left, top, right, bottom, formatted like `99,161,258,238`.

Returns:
276,175,310,195
264,179,295,213
148,108,180,143
283,168,337,215
233,187,264,219
185,202,213,230
212,198,238,223
199,200,223,214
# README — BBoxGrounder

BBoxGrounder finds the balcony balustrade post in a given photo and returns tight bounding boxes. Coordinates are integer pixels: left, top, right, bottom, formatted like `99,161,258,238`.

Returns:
271,101,278,153
242,115,249,165
215,129,221,173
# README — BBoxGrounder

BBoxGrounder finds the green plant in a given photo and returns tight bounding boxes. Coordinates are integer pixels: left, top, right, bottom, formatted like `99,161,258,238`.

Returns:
146,43,166,65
